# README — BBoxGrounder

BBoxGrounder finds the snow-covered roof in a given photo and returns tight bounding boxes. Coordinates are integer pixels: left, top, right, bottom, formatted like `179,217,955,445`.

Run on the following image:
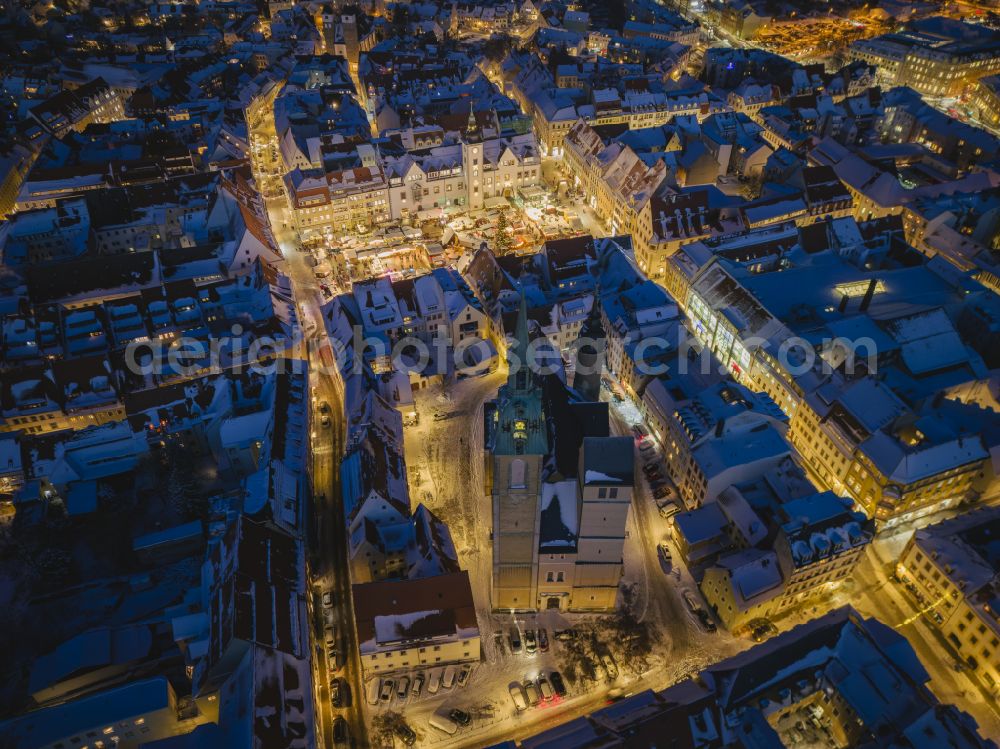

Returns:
408,503,460,579
353,572,478,654
582,436,634,485
861,430,987,485
717,548,783,608
1,677,177,748
540,479,578,550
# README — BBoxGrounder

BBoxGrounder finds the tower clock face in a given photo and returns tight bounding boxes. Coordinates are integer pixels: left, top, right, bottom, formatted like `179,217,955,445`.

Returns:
513,419,527,441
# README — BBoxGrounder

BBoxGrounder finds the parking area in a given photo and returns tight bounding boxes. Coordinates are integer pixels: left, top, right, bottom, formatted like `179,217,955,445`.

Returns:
363,608,639,746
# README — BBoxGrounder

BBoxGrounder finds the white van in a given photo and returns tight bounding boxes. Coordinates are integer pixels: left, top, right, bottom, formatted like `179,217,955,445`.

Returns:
428,712,459,735
442,665,457,689
427,668,442,694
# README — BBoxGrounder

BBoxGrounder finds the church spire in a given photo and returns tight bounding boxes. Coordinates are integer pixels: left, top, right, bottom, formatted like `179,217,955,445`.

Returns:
509,292,532,392
464,102,481,142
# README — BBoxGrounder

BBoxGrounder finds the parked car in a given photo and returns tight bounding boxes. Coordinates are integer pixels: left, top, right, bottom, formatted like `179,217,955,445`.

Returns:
449,708,472,727
394,722,417,746
340,679,352,707
525,629,537,653
659,502,680,519
644,468,662,482
325,626,336,645
396,676,410,700
639,440,656,454
327,646,339,670
411,673,424,697
330,678,342,707
696,610,718,633
682,589,702,613
379,679,394,702
538,675,554,701
750,619,777,642
642,462,660,475
538,628,549,652
657,543,672,571
442,665,456,689
427,668,441,694
601,653,619,680
429,712,458,735
322,591,334,608
509,682,528,711
653,485,672,500
509,629,522,653
332,717,350,747
457,664,472,687
524,680,541,706
550,670,567,697
553,628,577,641
631,423,648,438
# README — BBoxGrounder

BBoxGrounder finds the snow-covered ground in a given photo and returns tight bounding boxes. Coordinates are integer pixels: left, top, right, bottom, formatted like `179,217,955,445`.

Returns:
604,390,748,676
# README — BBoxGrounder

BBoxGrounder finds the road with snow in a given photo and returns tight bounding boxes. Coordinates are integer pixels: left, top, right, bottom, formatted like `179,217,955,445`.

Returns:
260,182,367,747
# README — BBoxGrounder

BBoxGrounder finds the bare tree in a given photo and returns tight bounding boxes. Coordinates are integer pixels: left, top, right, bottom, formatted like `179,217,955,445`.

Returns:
370,710,405,748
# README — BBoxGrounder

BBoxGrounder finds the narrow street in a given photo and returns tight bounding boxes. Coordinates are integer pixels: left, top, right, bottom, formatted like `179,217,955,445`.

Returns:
606,397,747,687
256,152,367,745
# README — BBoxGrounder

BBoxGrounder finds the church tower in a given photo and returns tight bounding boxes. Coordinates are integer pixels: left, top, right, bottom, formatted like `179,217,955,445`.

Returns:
491,296,548,611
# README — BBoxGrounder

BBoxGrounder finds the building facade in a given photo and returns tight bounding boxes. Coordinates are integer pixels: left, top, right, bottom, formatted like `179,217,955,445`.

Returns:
895,507,1000,699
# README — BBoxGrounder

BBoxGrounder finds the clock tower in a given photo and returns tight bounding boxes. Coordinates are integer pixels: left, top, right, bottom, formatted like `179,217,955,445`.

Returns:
462,103,486,212
491,296,548,611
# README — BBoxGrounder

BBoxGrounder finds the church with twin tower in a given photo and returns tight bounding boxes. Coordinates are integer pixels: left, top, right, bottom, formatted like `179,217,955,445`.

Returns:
485,298,634,613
